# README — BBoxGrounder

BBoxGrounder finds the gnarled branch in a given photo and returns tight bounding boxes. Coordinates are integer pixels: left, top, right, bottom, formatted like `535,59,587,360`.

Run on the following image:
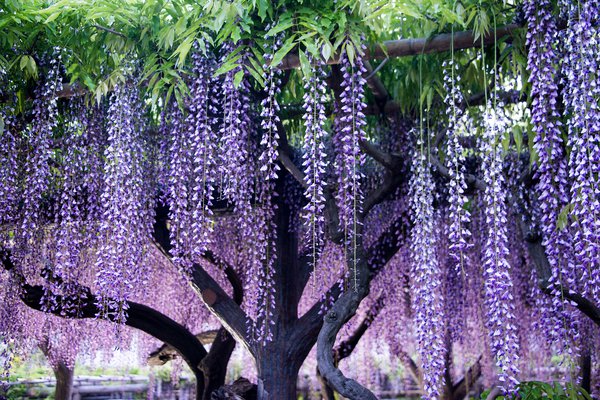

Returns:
0,249,208,390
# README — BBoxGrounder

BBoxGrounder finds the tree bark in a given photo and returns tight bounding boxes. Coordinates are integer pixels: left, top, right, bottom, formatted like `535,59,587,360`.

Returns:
256,343,302,400
317,368,336,400
53,361,74,400
580,353,591,394
318,295,385,397
199,266,244,400
200,327,237,399
277,24,523,70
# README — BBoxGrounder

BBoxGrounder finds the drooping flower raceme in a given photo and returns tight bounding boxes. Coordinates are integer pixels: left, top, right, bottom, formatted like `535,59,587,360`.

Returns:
562,0,600,305
409,132,446,400
218,44,277,344
95,81,151,325
302,62,329,278
19,50,63,264
52,101,94,313
335,48,367,276
481,102,520,390
189,51,219,261
443,60,472,274
249,35,287,344
0,105,19,228
526,0,579,361
168,103,195,273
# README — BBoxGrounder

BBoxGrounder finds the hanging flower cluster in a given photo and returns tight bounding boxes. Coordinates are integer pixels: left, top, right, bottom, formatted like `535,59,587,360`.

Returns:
95,80,151,325
189,52,219,260
480,101,520,390
302,62,329,276
0,105,19,228
409,131,446,400
259,35,282,184
335,47,367,276
562,0,600,305
219,45,255,216
84,106,107,232
443,60,472,274
167,103,195,272
217,44,278,343
19,49,63,258
526,0,580,363
52,101,95,313
248,35,287,344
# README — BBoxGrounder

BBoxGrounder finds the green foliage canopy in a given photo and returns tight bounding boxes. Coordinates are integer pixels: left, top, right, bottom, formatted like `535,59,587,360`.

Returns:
1,0,526,116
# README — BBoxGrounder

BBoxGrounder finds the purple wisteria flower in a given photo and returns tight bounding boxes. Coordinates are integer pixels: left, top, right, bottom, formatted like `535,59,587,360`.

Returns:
561,0,600,306
480,101,520,391
443,60,472,273
526,0,580,364
19,49,63,266
0,104,19,229
302,61,329,279
95,78,152,325
408,130,446,400
334,47,367,276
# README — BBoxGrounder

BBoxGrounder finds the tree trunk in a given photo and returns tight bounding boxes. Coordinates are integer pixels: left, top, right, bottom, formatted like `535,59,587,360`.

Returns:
200,328,237,400
53,361,74,400
580,353,591,394
256,344,301,400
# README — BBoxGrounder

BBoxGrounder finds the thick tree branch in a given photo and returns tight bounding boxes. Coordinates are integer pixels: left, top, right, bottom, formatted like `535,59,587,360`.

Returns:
148,262,244,367
540,283,600,327
277,120,308,189
278,148,307,189
198,261,244,400
0,250,207,388
278,24,522,70
151,201,252,353
148,330,219,366
334,295,385,361
316,223,379,400
190,262,253,355
317,283,378,400
518,214,600,327
359,140,399,170
430,155,486,191
317,295,385,400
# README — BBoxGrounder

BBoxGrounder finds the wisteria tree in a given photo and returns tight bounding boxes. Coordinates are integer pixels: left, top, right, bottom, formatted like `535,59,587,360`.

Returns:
1,0,600,400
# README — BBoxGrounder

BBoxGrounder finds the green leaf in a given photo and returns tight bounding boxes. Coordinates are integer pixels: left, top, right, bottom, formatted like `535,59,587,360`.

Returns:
19,55,28,70
321,41,332,62
270,36,296,68
214,61,240,76
83,76,96,91
299,50,311,78
231,25,241,42
257,0,269,21
246,64,264,87
266,19,293,37
174,36,194,66
513,125,523,153
345,42,355,65
233,70,244,88
44,11,61,24
174,16,187,35
501,129,511,153
557,204,573,230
